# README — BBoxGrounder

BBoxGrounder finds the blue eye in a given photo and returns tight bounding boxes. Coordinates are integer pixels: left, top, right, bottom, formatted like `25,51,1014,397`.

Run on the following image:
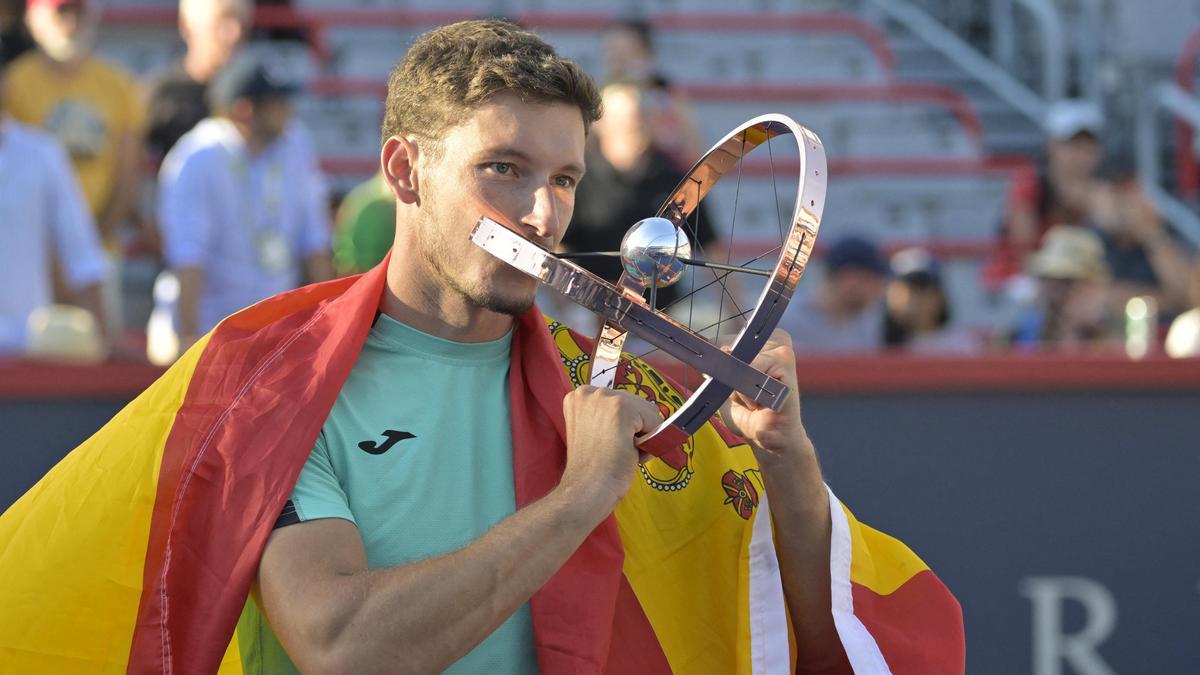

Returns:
490,162,512,175
554,175,577,188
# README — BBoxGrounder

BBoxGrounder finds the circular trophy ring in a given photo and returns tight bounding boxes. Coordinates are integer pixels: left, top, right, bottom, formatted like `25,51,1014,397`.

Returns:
468,114,826,457
632,113,827,454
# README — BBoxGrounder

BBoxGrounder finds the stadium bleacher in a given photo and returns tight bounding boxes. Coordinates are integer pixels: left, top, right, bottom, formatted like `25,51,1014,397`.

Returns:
95,1,1021,328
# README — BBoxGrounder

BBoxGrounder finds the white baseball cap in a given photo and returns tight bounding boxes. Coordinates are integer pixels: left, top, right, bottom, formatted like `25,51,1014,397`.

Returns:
1044,100,1105,140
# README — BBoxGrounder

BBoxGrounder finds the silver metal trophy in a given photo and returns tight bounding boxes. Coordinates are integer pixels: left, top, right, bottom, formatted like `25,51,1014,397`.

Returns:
470,114,826,456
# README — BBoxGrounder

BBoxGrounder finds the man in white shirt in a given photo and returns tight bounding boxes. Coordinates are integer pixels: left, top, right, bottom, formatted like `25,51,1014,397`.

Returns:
0,56,107,356
158,52,333,349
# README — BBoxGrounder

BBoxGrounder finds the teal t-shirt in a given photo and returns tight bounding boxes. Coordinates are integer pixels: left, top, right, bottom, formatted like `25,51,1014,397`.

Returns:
244,313,539,673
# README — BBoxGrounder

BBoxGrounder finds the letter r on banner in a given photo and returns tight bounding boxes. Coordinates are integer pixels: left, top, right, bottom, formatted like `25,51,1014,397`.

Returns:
1019,576,1117,675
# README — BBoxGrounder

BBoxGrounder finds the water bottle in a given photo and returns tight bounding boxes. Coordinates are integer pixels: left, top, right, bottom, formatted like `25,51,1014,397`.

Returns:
1124,295,1158,360
146,271,181,366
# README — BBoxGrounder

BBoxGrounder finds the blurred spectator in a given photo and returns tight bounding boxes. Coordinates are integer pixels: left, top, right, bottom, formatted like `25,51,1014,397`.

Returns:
984,100,1107,288
1089,168,1194,315
146,0,252,160
1008,225,1118,350
564,81,716,309
0,0,34,66
250,0,307,45
778,235,888,354
600,18,703,166
1165,255,1200,358
0,56,107,358
884,248,981,355
157,53,332,350
2,0,144,250
332,172,394,276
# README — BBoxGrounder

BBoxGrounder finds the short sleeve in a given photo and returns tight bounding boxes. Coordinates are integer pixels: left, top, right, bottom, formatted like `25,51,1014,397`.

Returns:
285,432,357,527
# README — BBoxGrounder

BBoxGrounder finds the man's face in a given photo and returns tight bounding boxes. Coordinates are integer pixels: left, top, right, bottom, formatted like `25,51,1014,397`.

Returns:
829,267,885,313
410,94,586,315
183,0,249,69
594,85,650,156
27,1,95,62
250,97,292,145
886,278,942,328
1048,133,1101,179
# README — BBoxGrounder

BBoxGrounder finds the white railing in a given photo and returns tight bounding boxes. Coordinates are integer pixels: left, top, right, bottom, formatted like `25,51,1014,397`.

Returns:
1072,0,1105,104
1137,82,1200,245
988,0,1067,102
1018,0,1067,102
868,0,1047,122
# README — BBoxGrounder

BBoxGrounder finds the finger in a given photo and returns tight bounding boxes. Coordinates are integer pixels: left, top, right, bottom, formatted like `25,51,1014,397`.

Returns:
567,384,599,400
767,328,794,349
610,389,663,432
623,393,665,434
729,390,762,412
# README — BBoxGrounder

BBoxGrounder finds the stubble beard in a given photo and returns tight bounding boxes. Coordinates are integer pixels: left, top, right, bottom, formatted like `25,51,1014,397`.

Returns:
417,206,536,318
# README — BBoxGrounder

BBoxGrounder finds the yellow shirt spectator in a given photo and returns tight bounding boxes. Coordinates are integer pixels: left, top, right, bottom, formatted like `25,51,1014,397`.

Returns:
2,53,145,230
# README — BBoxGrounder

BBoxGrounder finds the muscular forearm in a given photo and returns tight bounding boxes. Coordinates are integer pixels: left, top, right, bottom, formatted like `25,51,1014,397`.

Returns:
756,435,850,674
279,485,610,674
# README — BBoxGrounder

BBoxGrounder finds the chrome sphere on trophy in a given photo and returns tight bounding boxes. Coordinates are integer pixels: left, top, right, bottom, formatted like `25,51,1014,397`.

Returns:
619,217,693,288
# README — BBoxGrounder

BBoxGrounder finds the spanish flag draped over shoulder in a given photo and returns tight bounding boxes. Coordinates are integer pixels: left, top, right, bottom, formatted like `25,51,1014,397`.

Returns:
0,260,963,674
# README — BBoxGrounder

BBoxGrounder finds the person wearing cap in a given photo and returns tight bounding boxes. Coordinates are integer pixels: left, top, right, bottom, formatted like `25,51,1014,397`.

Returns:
776,234,888,354
1008,224,1119,349
157,51,333,354
600,19,704,168
883,248,981,356
1,0,144,250
984,99,1109,288
0,54,108,358
145,0,252,160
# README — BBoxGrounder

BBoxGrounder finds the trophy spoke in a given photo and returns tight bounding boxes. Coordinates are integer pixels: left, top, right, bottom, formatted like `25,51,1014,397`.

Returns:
471,114,826,456
676,176,745,327
588,305,759,383
556,252,771,277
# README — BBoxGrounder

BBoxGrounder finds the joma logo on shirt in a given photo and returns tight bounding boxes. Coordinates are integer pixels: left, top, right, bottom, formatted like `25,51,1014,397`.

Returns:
359,430,416,455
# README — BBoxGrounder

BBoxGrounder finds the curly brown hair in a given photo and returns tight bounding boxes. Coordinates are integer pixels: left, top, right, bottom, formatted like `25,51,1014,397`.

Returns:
381,19,602,151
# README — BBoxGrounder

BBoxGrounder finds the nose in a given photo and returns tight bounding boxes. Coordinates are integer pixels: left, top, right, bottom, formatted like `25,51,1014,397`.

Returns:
520,183,563,246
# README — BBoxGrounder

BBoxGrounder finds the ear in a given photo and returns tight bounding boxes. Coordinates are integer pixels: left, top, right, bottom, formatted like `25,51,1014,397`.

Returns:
381,135,422,206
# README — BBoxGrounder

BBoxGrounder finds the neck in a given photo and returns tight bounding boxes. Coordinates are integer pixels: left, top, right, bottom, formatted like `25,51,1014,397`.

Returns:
229,119,266,155
182,49,220,83
382,240,516,343
39,49,85,73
